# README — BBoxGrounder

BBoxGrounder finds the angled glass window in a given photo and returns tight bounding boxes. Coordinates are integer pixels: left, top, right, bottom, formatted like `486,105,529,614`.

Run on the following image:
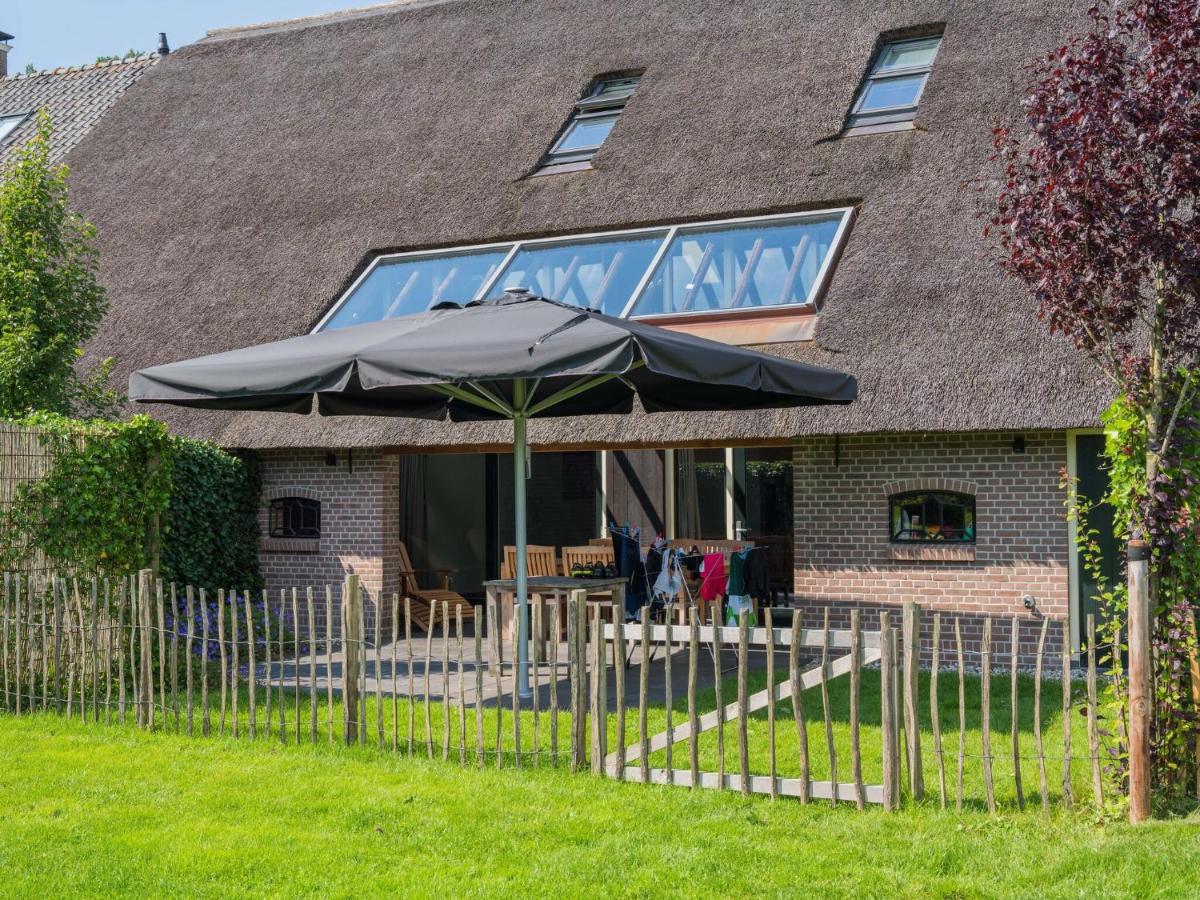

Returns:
539,75,640,172
629,214,845,317
0,112,28,145
321,247,509,330
491,232,665,316
846,34,941,131
270,497,321,539
315,208,854,332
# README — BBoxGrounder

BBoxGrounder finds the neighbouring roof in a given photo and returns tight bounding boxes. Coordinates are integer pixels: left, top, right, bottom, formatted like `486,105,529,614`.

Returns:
0,54,160,165
65,0,1111,451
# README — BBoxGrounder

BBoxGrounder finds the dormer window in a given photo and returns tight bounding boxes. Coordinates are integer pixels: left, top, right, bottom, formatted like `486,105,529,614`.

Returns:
846,33,942,134
0,112,29,145
537,75,640,174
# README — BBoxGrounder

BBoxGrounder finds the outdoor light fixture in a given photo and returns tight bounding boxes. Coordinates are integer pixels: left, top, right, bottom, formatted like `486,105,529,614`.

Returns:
325,452,337,466
1012,435,1026,454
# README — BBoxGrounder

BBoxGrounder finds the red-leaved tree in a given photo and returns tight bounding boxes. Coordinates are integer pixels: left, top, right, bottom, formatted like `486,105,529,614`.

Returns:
990,0,1200,800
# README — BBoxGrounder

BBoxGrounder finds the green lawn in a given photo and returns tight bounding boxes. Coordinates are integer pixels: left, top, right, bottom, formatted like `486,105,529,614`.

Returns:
0,684,1197,898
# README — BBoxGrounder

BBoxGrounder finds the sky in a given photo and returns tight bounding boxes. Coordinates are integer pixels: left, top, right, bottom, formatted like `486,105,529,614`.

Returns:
4,1,376,72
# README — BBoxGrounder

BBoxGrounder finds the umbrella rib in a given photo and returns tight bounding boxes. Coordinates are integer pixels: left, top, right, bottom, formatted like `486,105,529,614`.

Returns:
426,383,512,417
465,381,515,416
524,359,646,417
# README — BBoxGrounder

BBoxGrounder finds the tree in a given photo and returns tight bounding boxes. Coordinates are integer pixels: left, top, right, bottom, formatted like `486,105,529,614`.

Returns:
0,110,118,418
989,0,1200,804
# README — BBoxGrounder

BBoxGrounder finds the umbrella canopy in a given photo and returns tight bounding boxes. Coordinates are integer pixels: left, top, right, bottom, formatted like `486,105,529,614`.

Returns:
131,290,857,697
129,290,856,419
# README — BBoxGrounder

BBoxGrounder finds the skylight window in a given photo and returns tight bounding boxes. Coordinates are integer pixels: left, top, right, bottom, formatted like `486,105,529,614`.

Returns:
845,34,942,132
538,75,640,173
315,209,854,332
0,113,29,145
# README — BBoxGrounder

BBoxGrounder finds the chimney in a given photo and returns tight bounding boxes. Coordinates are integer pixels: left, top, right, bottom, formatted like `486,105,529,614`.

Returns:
0,31,13,78
157,32,170,56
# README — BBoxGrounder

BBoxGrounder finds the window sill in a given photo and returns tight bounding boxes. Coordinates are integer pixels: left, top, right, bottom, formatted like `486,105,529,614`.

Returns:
887,543,975,563
841,121,916,138
640,308,818,345
261,537,321,554
529,160,594,177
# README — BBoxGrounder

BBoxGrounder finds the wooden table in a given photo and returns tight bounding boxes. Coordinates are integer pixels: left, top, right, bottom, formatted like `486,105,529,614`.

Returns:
484,576,628,645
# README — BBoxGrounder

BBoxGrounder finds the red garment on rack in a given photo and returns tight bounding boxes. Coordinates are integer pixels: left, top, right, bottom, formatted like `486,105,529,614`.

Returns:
698,553,725,601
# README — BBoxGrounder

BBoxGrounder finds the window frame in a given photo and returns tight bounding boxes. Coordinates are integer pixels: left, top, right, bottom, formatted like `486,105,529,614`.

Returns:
0,111,30,146
312,207,855,332
269,496,322,539
846,34,942,131
888,489,975,545
538,75,641,171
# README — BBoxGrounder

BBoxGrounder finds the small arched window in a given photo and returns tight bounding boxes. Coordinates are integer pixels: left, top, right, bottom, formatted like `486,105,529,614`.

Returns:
270,497,321,539
889,491,974,543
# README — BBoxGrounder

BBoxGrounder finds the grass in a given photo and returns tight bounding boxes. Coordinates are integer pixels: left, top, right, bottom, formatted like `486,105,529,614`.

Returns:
0,671,1198,897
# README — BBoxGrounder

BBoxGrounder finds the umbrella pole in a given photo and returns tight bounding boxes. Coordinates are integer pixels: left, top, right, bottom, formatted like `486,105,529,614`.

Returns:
513,386,532,700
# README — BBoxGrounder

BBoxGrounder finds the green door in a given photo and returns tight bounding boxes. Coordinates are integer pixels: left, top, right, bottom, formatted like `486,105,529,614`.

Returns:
1075,435,1120,633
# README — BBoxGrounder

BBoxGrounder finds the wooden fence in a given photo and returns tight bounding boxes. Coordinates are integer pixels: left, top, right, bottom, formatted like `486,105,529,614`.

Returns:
1,568,1155,813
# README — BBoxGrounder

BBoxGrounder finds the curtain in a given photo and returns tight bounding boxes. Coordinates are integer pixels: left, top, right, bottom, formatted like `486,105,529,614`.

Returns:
675,449,701,540
398,454,428,574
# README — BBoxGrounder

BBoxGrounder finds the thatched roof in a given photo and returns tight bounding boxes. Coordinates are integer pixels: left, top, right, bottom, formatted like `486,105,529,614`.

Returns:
0,54,159,166
65,0,1110,451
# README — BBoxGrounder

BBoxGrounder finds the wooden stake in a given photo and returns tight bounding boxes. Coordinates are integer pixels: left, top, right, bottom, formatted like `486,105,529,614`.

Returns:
91,579,101,723
261,593,272,740
443,601,452,762
1062,619,1073,808
930,612,946,809
424,598,436,758
457,604,466,766
639,606,651,785
52,580,63,714
293,588,302,746
474,598,484,768
407,596,415,756
169,584,178,731
217,588,227,735
661,605,670,777
766,607,777,800
688,606,699,789
1010,618,1024,810
357,588,367,746
595,604,608,773
277,595,287,744
790,608,809,803
981,618,994,814
902,602,924,801
1086,613,1103,807
309,588,318,745
955,617,965,812
1034,616,1049,815
342,576,362,747
729,608,746,795
1126,540,1151,824
821,608,837,806
880,610,898,812
850,608,864,810
391,595,399,752
326,585,334,745
199,589,208,735
612,602,625,779
492,594,503,769
157,581,167,729
244,589,256,740
375,596,385,749
531,598,541,765
185,586,195,736
712,606,725,790
229,590,239,739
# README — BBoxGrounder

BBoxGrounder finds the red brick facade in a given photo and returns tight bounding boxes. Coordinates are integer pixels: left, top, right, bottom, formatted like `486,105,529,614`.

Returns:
792,431,1071,665
258,448,399,636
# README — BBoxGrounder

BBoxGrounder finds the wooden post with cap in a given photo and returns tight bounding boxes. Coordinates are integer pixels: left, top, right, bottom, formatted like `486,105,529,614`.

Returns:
1127,538,1151,824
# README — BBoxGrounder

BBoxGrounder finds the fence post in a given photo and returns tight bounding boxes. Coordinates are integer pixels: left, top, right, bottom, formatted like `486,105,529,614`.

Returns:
136,569,154,728
1127,539,1151,824
342,574,362,746
902,601,924,801
880,611,899,811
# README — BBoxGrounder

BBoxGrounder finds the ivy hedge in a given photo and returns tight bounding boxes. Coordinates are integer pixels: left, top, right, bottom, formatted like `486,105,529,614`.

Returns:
0,413,262,593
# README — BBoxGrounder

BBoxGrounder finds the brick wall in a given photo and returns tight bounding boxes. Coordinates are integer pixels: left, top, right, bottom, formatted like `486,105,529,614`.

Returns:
257,448,399,638
792,431,1071,666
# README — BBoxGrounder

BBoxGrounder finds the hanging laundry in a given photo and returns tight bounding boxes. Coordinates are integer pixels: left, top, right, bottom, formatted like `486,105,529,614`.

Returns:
698,553,725,601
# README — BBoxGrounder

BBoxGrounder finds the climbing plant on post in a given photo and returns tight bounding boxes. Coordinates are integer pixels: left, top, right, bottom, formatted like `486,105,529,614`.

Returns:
988,0,1200,814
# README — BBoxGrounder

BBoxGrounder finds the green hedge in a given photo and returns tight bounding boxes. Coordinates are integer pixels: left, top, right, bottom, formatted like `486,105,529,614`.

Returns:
0,413,262,593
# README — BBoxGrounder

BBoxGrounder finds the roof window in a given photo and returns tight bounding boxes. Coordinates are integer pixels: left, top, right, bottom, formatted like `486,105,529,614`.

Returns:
845,33,941,133
537,75,640,174
0,112,28,145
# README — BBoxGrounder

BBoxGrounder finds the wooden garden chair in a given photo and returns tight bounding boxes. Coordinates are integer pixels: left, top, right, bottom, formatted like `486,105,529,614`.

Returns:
500,544,558,579
559,544,615,577
397,540,474,633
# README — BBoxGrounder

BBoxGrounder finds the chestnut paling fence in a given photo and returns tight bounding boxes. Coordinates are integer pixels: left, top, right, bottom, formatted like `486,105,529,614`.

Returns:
0,569,1126,812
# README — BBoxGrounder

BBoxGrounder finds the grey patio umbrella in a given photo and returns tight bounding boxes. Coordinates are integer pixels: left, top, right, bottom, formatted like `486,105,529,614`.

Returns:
131,290,857,696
